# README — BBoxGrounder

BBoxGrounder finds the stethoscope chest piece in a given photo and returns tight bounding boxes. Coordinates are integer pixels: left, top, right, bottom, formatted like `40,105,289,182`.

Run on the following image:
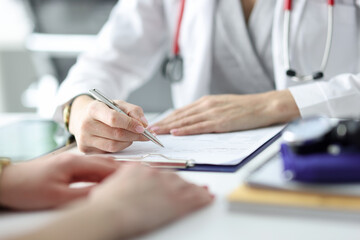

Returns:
162,0,186,83
162,55,184,83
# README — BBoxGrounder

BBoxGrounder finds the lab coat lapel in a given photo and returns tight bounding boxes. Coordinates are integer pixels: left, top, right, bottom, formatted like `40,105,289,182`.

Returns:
216,0,271,85
248,0,273,62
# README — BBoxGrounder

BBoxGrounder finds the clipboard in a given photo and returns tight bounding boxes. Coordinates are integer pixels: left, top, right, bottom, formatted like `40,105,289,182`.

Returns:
133,110,283,172
113,132,281,173
182,132,281,173
115,154,195,169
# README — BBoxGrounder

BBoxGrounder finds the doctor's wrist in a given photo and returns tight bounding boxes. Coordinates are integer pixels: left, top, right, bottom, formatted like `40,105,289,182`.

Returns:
266,90,300,124
66,95,94,135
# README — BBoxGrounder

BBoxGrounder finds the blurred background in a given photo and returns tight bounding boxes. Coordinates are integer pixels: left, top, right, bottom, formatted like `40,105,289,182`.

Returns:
0,0,172,118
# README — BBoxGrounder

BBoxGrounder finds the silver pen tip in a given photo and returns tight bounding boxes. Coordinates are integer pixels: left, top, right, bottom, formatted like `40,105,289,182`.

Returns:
153,137,165,148
144,129,165,148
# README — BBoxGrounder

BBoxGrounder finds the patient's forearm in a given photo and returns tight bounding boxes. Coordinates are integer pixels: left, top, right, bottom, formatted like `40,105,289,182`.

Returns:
11,201,128,240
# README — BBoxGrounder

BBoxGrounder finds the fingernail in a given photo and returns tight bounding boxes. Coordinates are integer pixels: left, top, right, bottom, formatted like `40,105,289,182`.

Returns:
146,127,157,136
135,125,145,133
141,116,148,125
203,186,209,190
211,194,215,199
170,129,179,135
150,126,160,132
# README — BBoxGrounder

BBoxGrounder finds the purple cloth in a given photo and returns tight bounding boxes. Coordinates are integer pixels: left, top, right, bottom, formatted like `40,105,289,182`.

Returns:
281,144,360,183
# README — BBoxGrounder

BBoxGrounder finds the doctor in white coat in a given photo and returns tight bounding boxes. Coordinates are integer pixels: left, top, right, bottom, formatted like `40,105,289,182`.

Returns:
54,0,360,153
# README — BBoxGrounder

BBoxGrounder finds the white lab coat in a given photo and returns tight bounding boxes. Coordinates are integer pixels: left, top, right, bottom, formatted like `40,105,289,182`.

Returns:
54,0,360,122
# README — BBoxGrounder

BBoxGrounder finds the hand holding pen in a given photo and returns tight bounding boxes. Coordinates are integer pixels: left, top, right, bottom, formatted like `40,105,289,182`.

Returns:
89,89,164,147
66,90,161,153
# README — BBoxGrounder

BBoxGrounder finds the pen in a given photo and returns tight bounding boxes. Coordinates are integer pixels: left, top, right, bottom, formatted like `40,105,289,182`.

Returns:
89,88,164,148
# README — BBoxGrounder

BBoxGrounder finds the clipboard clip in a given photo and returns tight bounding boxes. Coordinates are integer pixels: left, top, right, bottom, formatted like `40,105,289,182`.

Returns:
114,154,195,169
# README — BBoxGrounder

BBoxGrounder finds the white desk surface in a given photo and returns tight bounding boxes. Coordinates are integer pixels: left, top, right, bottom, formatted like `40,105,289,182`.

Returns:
0,113,360,240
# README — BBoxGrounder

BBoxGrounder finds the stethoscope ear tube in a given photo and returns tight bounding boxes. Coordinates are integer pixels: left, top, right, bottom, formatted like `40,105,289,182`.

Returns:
283,0,335,82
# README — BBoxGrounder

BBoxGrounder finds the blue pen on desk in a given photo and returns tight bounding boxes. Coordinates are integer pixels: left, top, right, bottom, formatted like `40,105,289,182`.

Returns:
89,88,164,148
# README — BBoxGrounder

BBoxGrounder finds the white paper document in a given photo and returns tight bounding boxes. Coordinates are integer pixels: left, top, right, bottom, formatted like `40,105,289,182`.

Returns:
112,125,283,165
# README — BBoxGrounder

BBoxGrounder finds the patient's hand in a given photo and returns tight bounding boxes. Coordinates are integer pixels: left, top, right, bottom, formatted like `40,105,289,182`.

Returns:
89,163,213,239
0,153,117,210
12,163,213,240
149,90,300,136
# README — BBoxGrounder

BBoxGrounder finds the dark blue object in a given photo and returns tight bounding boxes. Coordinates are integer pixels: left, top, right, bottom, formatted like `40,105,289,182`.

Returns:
281,143,360,183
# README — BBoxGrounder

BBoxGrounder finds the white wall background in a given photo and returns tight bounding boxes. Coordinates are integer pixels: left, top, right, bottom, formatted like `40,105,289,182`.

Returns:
0,0,173,115
0,0,35,113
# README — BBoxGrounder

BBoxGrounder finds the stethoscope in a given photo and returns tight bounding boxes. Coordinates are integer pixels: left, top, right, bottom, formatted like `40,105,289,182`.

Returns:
163,0,335,83
284,0,335,81
162,0,186,83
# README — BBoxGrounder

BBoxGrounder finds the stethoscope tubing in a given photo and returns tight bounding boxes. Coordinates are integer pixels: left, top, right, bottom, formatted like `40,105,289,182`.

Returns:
168,0,335,83
173,0,186,57
283,0,335,82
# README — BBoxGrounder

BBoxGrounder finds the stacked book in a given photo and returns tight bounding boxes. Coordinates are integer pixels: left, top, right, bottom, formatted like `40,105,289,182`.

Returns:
228,154,360,220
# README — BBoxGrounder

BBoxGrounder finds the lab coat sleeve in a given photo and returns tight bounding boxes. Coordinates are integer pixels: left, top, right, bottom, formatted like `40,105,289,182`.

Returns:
289,73,360,118
53,0,167,122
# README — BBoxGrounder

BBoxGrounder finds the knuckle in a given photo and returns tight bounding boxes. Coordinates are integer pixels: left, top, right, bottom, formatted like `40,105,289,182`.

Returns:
180,118,191,126
80,119,91,132
108,112,118,127
87,101,97,115
127,119,138,130
203,99,215,108
113,129,125,140
124,119,132,130
132,105,143,114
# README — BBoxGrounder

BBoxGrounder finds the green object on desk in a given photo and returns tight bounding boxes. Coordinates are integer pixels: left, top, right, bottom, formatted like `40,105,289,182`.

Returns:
0,120,67,162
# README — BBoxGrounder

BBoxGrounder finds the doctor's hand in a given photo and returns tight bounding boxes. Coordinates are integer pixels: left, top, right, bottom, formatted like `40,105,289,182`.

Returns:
69,95,149,153
150,90,300,136
0,153,117,210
